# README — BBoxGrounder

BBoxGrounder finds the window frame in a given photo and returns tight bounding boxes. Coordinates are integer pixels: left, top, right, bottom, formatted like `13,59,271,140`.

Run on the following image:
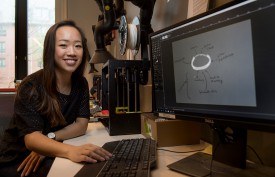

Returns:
15,0,28,80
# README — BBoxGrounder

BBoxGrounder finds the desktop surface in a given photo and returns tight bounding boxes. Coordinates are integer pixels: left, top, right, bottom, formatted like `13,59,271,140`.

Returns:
47,122,207,177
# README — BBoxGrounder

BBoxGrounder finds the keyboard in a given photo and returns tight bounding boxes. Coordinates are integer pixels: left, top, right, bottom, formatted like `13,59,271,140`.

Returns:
75,138,157,177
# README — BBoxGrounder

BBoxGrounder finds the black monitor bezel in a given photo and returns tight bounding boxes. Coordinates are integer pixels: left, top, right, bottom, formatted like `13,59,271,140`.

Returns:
149,0,248,42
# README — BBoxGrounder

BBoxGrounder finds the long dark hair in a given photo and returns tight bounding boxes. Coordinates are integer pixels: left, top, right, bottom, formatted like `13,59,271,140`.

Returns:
22,20,88,127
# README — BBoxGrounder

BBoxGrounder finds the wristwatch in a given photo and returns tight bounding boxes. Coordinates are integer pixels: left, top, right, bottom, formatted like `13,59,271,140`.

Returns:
47,132,56,140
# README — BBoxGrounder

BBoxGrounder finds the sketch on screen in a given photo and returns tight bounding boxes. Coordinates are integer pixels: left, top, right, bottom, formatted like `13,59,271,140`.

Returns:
172,20,256,107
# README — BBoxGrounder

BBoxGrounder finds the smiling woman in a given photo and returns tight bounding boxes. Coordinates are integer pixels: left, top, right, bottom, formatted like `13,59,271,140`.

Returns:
54,25,84,95
0,20,112,177
54,26,83,78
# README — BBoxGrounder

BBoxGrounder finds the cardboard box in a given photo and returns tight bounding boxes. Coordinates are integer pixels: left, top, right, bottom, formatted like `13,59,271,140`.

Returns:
141,113,201,147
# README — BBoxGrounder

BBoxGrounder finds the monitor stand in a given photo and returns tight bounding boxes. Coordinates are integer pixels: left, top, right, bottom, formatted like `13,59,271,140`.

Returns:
167,126,275,177
167,152,275,177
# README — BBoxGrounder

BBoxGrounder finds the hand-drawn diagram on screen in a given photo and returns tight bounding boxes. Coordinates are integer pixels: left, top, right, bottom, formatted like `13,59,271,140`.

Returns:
172,20,257,107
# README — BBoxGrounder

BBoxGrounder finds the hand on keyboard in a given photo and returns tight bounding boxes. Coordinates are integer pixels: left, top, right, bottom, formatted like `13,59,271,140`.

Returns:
67,144,112,163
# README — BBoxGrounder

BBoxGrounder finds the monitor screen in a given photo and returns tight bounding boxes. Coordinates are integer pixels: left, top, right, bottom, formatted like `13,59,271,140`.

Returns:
173,19,255,107
150,0,275,128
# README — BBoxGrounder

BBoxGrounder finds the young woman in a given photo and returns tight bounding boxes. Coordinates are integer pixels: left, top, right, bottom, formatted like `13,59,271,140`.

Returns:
0,20,112,177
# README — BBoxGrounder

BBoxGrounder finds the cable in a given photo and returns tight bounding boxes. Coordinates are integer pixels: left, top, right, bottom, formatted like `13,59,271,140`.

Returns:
209,140,220,177
157,147,206,153
247,145,264,165
205,122,224,177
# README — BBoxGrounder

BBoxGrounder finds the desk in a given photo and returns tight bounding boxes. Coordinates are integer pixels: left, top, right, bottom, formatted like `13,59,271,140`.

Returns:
47,122,207,177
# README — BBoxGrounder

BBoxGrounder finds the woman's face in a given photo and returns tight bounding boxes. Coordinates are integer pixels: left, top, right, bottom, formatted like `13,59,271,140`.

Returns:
54,26,83,75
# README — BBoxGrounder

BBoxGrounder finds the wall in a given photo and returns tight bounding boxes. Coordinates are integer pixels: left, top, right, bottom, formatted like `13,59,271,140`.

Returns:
210,0,233,7
247,131,275,166
124,0,188,33
55,0,68,23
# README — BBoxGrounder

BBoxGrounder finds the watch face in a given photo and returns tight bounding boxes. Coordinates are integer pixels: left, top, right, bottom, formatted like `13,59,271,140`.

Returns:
47,132,55,139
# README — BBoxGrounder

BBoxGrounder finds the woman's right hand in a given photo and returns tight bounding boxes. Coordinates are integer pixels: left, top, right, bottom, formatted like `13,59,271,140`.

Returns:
67,144,112,163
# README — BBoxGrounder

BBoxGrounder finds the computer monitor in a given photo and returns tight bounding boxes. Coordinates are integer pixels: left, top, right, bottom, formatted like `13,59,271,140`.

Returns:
150,0,275,176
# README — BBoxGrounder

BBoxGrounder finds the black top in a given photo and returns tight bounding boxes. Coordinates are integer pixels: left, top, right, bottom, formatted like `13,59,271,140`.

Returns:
0,70,90,164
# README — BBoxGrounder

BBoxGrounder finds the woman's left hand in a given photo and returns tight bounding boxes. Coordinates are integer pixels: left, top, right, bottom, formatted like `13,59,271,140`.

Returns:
17,151,45,177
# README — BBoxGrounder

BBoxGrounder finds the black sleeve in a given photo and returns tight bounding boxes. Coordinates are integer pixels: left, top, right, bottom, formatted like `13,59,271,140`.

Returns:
14,81,45,138
77,77,90,119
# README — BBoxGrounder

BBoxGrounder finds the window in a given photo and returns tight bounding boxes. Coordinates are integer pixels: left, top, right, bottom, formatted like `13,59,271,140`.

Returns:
0,0,15,88
0,26,7,36
0,58,6,67
27,0,55,74
0,0,55,88
0,42,6,53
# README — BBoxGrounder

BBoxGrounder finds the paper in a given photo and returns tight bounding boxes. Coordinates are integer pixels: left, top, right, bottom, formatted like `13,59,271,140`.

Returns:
187,0,209,18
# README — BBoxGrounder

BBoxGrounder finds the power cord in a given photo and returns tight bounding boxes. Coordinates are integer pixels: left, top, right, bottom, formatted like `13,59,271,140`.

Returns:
209,140,220,177
247,145,264,165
